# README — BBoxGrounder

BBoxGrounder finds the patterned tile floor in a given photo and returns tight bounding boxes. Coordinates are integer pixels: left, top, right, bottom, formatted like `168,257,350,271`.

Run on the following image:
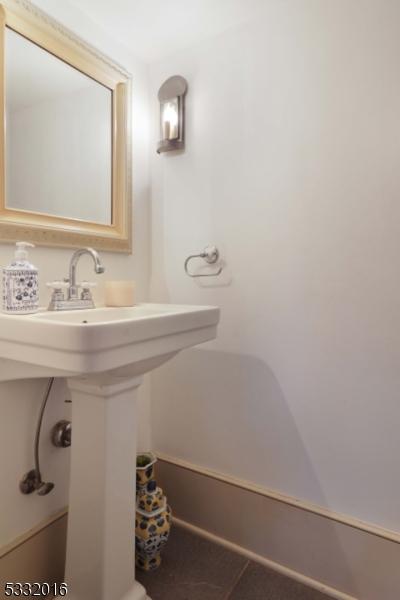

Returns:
137,525,330,600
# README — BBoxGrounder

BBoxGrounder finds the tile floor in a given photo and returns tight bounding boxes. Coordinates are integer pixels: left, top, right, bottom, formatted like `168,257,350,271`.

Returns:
136,525,330,600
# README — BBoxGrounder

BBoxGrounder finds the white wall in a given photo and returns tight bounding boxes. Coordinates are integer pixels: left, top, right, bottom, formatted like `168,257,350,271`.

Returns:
149,0,400,534
0,0,151,548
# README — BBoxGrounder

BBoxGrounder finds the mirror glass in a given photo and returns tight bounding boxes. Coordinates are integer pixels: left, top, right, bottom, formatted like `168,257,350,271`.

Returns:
5,27,113,225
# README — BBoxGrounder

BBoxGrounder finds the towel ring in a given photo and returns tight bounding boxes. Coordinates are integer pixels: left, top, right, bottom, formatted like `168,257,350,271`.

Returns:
184,245,223,278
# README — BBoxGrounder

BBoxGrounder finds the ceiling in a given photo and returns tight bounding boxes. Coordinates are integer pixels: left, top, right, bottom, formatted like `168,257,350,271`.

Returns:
69,0,263,63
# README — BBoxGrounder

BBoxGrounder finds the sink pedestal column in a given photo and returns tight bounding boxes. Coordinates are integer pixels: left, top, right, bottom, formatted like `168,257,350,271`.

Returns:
65,374,150,600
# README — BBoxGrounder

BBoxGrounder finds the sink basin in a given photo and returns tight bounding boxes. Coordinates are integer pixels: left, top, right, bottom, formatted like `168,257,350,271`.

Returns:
0,303,219,381
0,303,219,600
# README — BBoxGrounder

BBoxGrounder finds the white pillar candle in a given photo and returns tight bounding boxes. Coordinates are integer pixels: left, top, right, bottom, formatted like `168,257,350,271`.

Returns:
104,280,135,307
163,119,171,140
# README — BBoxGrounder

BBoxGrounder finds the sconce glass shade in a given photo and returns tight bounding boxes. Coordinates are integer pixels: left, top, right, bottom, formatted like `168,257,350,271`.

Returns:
157,75,188,153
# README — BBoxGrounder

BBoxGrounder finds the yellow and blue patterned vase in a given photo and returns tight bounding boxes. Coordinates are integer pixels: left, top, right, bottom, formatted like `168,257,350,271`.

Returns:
135,453,172,571
136,452,157,488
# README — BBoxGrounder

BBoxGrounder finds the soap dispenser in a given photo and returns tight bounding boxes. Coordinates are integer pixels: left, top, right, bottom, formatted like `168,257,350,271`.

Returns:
2,242,39,314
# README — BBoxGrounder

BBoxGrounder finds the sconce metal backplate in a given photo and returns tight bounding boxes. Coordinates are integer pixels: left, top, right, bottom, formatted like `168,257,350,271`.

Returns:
157,75,188,154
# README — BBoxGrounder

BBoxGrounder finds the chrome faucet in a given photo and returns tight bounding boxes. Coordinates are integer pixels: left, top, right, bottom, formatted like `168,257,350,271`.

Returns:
47,248,105,311
68,248,105,300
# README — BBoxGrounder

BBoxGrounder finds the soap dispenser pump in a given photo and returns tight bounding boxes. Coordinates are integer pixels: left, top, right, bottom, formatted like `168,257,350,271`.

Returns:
2,242,39,314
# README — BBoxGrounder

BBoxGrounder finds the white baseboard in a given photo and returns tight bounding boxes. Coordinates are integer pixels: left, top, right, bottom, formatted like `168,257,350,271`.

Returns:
156,455,400,600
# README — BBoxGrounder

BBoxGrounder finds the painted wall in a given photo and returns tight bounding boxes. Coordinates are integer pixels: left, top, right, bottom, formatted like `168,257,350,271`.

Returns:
0,0,151,547
149,0,400,534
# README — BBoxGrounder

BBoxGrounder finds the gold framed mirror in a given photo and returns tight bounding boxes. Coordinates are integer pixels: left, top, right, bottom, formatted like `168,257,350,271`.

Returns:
0,0,132,252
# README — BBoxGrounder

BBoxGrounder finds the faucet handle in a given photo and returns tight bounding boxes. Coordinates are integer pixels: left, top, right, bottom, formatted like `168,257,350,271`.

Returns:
46,281,70,292
79,281,97,289
79,281,97,301
46,281,69,310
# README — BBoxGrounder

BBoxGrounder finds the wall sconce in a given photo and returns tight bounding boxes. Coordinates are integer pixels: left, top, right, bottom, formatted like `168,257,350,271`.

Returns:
157,75,188,154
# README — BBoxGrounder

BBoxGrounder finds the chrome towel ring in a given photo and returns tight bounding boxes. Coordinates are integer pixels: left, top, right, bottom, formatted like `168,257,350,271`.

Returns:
184,245,223,278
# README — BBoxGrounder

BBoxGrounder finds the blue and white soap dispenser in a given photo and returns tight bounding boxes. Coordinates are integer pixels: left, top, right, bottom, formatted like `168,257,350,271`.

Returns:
2,242,39,314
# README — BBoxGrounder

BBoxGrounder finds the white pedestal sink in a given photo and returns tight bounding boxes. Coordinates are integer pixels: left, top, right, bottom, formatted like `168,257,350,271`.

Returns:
0,303,219,600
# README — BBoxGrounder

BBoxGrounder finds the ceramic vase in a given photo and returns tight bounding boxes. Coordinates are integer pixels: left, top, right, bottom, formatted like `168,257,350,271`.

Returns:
135,453,172,571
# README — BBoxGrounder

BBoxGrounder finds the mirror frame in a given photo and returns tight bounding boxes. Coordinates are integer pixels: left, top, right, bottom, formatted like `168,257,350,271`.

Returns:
0,0,132,252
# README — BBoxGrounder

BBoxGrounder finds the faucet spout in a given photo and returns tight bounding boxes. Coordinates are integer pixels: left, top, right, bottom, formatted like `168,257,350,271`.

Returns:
68,247,105,300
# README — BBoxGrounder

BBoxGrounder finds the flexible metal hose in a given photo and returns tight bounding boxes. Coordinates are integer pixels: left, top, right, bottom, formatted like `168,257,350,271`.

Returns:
33,377,55,495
